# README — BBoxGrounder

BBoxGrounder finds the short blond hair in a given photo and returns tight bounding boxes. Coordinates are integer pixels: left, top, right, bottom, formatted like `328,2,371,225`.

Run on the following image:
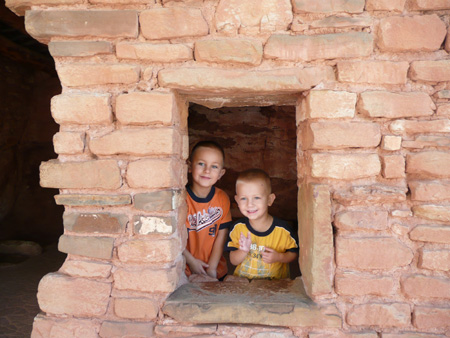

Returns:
236,169,272,194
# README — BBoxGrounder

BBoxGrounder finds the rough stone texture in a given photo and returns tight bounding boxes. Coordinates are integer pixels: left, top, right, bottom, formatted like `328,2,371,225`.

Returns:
419,249,450,272
309,333,378,338
51,93,112,125
407,151,450,178
117,42,193,62
90,128,180,156
117,238,180,263
334,210,388,232
163,280,341,327
410,60,450,82
298,183,334,297
49,41,112,57
134,190,178,212
402,275,450,300
54,194,131,206
358,91,435,118
409,225,450,244
347,303,411,327
381,155,405,179
336,237,413,270
410,0,450,10
215,0,293,34
154,324,218,336
134,216,176,235
311,153,381,180
195,39,263,66
25,10,138,43
60,260,113,278
412,204,450,222
382,135,402,151
31,315,100,338
264,33,373,62
365,0,406,11
116,91,177,126
383,334,448,338
437,104,450,116
337,61,408,84
300,90,356,120
377,15,446,52
37,273,111,317
409,180,450,201
126,159,180,189
309,16,372,29
390,120,450,135
40,160,121,189
413,306,450,330
140,8,208,40
335,273,394,296
58,235,115,259
402,135,450,148
114,298,159,320
305,122,380,149
292,0,365,13
333,185,407,205
57,64,140,87
63,212,128,233
53,132,84,154
99,321,155,338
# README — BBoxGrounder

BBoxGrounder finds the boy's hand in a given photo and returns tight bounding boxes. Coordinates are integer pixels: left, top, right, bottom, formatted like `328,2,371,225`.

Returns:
239,232,252,253
206,266,217,279
261,247,282,264
189,258,209,275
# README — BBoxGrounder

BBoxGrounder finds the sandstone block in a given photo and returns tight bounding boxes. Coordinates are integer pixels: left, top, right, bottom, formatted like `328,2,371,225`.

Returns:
40,160,121,189
333,185,407,205
407,151,450,178
54,194,131,206
31,315,100,338
6,0,78,15
195,39,263,66
215,0,292,34
419,249,450,272
358,91,435,118
391,120,450,135
381,155,405,179
305,122,380,149
140,8,208,40
155,325,217,336
409,180,450,201
412,204,450,222
413,306,450,330
402,135,450,148
116,91,177,126
53,132,84,154
58,235,115,260
402,274,450,300
126,159,180,189
49,41,113,57
336,236,413,270
134,190,179,211
63,212,128,233
410,60,450,82
446,27,450,53
334,210,388,232
99,321,155,338
300,90,356,120
292,0,364,13
335,273,394,296
89,128,180,156
114,298,159,320
51,93,112,125
377,15,446,52
409,225,450,244
347,303,411,327
337,61,408,84
309,16,372,29
383,334,447,338
365,0,406,11
437,90,450,99
25,10,138,43
134,216,176,235
437,104,450,116
309,333,378,338
311,153,381,180
117,238,180,263
60,260,112,278
264,32,373,62
37,273,111,316
410,0,450,10
117,42,192,62
57,64,140,87
382,135,402,151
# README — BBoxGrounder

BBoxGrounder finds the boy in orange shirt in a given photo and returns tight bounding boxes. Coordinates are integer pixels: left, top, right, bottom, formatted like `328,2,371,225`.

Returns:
183,141,232,281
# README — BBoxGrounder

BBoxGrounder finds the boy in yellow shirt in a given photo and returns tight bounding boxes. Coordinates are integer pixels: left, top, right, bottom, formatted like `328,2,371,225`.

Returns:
226,169,299,279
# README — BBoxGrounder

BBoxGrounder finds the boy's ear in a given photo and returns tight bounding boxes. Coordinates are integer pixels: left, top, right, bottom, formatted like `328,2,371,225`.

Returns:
268,193,276,206
234,195,239,203
218,168,226,180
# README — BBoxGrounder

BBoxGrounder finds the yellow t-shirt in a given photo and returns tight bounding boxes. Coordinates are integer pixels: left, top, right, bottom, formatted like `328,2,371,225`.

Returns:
226,217,299,280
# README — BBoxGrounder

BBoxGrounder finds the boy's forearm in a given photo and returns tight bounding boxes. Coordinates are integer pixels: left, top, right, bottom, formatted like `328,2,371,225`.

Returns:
207,229,228,269
183,249,195,266
230,249,248,265
278,251,298,264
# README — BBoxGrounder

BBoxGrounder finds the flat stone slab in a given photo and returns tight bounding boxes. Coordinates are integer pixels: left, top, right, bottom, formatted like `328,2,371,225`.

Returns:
163,279,342,327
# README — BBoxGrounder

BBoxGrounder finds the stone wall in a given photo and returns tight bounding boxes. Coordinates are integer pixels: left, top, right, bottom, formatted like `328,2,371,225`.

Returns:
5,0,450,337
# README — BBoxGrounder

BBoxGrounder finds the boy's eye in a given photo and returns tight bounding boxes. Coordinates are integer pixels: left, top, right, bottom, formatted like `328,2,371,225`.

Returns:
212,165,219,170
197,162,205,167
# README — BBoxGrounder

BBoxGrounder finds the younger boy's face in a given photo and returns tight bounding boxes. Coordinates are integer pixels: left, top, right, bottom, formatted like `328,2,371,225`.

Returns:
189,146,225,190
235,180,275,221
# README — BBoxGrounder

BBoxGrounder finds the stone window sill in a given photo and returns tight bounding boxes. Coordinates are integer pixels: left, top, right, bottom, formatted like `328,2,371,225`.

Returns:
162,278,341,327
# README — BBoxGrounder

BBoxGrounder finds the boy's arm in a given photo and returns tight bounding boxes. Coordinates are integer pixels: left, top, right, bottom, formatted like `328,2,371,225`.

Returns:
183,249,209,275
206,228,228,278
229,231,252,265
261,248,298,264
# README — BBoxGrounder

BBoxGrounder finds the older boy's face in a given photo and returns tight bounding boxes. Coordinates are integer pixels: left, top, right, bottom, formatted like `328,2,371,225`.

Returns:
189,147,225,190
235,180,275,221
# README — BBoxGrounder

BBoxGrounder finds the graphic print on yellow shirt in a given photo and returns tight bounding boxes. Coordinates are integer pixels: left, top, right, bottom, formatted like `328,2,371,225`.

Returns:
226,217,299,280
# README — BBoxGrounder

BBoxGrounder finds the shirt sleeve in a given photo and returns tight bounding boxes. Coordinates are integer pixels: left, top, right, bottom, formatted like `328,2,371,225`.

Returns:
225,222,241,251
285,225,299,253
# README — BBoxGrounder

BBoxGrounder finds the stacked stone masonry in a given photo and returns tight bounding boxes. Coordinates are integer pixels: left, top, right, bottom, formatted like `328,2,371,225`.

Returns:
4,0,450,336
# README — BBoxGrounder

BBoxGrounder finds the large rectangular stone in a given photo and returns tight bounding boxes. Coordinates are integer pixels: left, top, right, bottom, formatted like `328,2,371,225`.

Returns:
54,194,131,206
413,306,450,330
134,190,180,212
60,260,112,279
347,303,410,327
419,249,450,272
49,41,113,57
264,32,373,61
334,210,388,232
31,314,100,338
299,90,356,120
335,273,394,296
410,0,450,10
99,321,155,338
407,151,450,178
390,120,450,134
53,132,85,154
409,180,450,201
134,216,176,235
58,235,115,259
409,225,450,244
292,0,365,13
63,212,128,234
337,61,408,84
365,0,406,11
117,238,180,263
401,274,450,300
114,298,159,320
412,204,450,222
410,60,450,82
333,185,407,206
126,159,181,189
117,42,192,62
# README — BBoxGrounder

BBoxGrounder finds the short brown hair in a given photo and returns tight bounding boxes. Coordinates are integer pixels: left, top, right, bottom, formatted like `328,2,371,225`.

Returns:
189,141,225,163
236,168,272,194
